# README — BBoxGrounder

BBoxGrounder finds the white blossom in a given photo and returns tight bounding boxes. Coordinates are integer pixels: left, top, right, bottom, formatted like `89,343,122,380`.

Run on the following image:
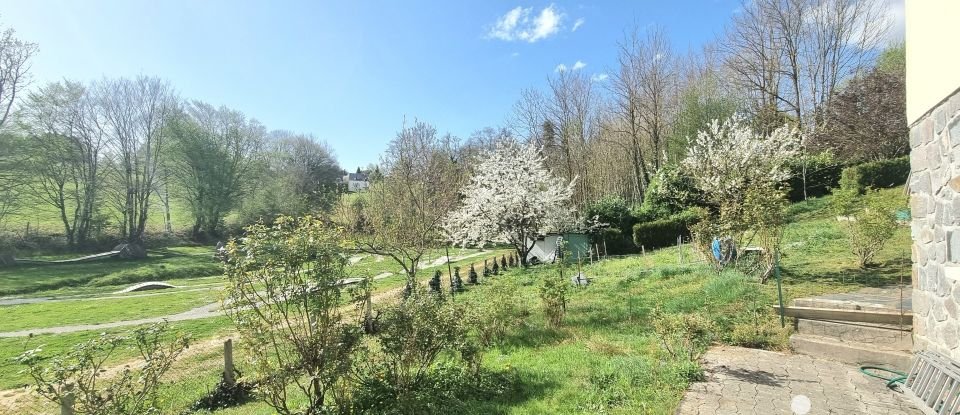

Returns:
442,142,575,261
682,117,800,204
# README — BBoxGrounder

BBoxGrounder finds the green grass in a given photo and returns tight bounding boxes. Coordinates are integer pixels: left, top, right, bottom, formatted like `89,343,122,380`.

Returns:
0,316,234,390
0,246,221,296
0,187,912,413
0,287,222,332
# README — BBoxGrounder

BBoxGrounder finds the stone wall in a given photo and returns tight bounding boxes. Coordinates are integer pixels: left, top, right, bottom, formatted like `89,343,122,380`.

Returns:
911,88,960,359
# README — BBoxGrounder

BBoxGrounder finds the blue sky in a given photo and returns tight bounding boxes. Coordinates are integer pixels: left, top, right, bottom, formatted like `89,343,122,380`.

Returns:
0,1,903,170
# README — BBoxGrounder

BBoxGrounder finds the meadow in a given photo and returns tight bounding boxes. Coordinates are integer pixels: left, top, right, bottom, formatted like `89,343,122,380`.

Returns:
0,188,911,414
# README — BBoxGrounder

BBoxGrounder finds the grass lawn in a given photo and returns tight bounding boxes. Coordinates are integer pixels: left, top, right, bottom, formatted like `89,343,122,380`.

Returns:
0,287,222,332
0,316,235,390
0,246,221,296
0,188,911,413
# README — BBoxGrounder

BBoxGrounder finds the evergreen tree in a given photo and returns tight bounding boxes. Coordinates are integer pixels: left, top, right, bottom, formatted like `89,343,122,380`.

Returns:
500,255,508,270
509,254,517,268
429,270,442,293
452,266,464,293
468,264,479,284
492,259,500,275
483,260,491,278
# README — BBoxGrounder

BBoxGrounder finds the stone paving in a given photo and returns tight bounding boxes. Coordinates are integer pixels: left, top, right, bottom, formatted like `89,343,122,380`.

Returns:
676,346,921,414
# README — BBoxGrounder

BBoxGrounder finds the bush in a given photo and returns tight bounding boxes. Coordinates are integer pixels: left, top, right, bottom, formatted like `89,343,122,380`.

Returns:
429,270,442,293
585,196,636,234
358,290,471,404
17,322,190,415
832,188,905,268
635,166,704,222
632,209,701,250
540,268,567,327
838,156,909,194
593,228,636,255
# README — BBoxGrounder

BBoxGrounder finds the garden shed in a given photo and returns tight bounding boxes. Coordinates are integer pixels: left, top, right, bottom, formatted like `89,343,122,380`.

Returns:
526,232,590,264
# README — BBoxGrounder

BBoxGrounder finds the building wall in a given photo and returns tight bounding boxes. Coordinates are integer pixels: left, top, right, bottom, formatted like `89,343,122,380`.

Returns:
906,1,960,124
910,89,960,358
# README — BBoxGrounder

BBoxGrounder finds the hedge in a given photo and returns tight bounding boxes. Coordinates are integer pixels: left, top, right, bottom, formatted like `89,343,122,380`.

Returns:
632,209,701,250
784,157,843,202
839,156,910,194
593,228,637,255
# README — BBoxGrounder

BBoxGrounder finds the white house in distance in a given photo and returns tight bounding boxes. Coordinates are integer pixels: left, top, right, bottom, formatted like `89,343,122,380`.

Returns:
343,170,370,192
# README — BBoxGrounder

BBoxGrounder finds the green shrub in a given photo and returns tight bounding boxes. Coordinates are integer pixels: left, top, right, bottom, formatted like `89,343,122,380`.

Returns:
632,209,701,250
832,188,905,268
838,156,909,194
594,228,637,255
585,196,636,234
540,268,567,327
637,166,705,222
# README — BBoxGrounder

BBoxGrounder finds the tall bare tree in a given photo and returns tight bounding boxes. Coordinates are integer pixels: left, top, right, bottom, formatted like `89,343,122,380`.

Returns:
545,68,597,206
340,120,463,288
98,76,177,248
0,24,37,129
607,25,678,202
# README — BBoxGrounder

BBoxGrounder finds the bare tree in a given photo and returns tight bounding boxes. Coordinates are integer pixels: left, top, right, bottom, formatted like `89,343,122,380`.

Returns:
19,81,108,246
545,68,596,206
723,1,786,133
98,76,177,248
609,28,651,201
803,0,889,130
723,0,889,200
0,24,37,129
340,120,462,289
607,25,678,202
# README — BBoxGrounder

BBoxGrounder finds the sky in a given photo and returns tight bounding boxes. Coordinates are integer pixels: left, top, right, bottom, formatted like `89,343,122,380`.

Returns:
0,0,904,170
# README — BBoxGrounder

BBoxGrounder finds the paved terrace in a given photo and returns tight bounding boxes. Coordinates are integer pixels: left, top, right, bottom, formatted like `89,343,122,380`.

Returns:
677,346,920,414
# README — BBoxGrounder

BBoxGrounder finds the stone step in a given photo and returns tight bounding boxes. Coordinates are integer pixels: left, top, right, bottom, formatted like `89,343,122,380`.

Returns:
793,292,911,313
790,334,913,371
796,319,913,351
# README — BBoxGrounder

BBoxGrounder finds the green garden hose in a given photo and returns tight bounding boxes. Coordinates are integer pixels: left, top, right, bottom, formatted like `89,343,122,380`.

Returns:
860,365,907,389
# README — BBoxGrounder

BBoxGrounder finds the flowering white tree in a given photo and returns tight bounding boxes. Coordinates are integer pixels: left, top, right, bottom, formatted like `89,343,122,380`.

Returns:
682,116,800,207
682,116,800,282
443,142,575,266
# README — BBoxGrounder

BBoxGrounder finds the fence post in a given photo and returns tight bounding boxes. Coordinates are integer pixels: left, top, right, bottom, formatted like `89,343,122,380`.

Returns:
60,383,74,415
677,236,682,265
224,339,236,387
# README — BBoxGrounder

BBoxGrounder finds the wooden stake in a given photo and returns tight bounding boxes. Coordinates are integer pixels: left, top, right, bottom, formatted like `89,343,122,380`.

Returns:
445,245,454,297
61,383,75,415
224,339,235,387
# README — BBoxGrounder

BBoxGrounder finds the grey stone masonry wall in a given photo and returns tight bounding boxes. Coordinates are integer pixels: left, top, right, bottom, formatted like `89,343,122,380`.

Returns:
911,88,960,359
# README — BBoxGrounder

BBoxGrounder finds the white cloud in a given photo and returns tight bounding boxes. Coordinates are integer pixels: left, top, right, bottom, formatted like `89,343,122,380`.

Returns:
555,61,587,73
591,73,609,82
511,52,520,57
572,17,585,32
487,4,565,43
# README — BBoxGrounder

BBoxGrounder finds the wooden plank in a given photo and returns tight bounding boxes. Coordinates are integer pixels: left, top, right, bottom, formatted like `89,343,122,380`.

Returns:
772,305,912,325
